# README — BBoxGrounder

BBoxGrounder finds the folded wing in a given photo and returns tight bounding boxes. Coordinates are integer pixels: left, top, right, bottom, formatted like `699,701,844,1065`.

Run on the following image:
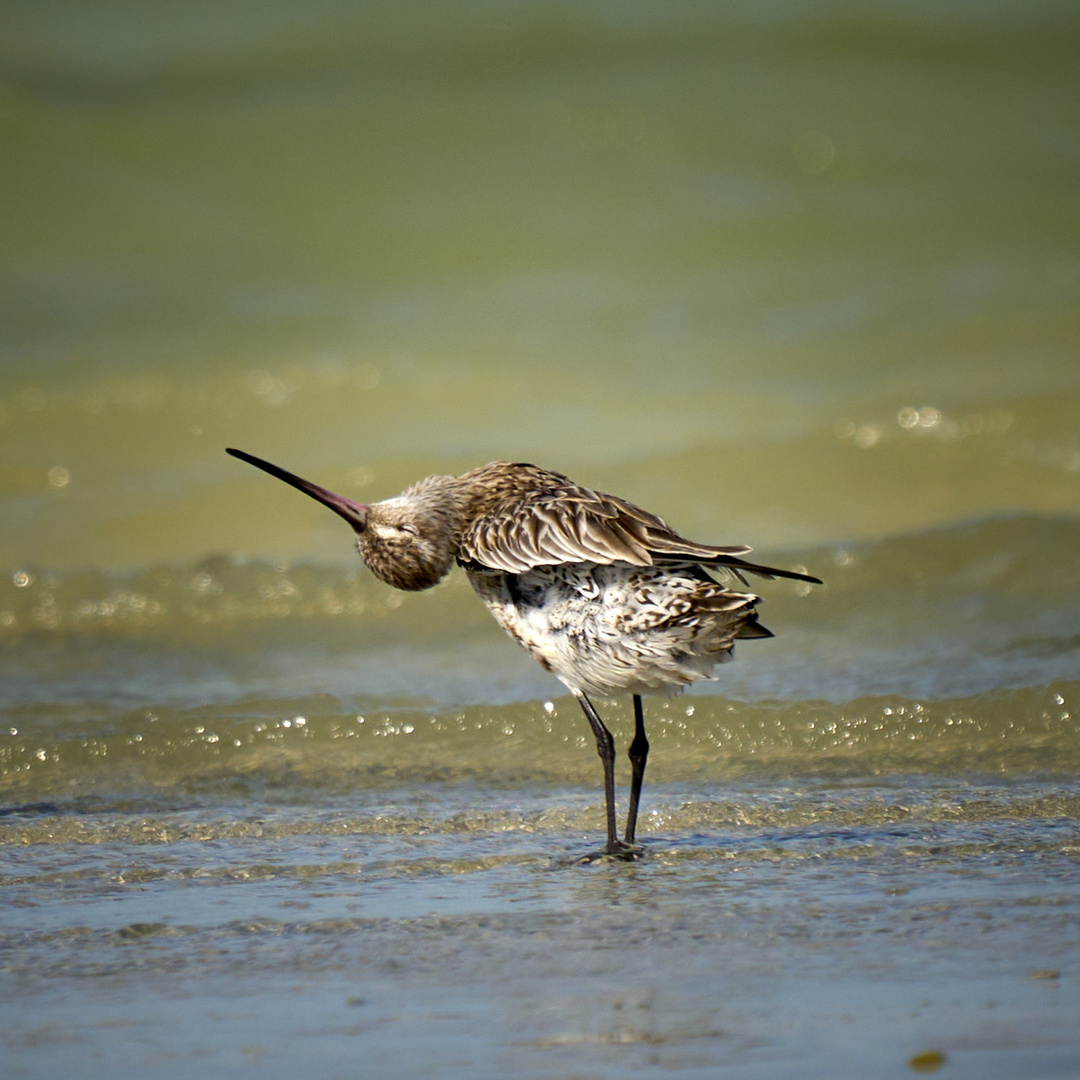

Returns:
457,464,821,584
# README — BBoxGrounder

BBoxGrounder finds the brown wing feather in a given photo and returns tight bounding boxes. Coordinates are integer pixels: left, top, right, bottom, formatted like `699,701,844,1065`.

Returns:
456,463,820,584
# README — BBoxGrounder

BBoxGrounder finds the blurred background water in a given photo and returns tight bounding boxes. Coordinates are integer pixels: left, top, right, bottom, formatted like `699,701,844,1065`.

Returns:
2,2,1079,1077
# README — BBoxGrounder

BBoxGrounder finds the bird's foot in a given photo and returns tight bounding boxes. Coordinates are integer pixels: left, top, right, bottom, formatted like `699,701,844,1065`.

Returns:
574,839,644,864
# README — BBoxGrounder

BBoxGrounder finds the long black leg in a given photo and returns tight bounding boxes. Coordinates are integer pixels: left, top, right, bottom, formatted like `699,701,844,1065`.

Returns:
572,690,620,853
625,694,649,846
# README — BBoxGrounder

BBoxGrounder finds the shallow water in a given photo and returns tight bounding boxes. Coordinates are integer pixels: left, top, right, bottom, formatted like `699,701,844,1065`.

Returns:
2,1,1080,1076
4,777,1079,1078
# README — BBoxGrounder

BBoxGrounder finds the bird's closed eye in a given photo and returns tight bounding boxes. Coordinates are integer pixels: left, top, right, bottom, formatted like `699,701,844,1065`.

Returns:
399,524,420,537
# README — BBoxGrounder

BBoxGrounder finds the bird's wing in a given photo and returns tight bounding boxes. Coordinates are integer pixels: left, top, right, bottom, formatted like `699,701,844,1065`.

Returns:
457,464,819,582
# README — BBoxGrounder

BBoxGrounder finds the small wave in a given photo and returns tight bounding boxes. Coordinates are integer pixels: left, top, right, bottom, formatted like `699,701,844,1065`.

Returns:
2,682,1077,807
2,514,1079,710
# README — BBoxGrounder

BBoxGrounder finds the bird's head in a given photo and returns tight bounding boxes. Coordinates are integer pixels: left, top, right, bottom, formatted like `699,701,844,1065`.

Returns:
226,448,464,592
359,474,466,590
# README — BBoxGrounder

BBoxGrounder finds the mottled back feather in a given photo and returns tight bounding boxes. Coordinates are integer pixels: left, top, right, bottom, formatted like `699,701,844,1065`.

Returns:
456,462,819,584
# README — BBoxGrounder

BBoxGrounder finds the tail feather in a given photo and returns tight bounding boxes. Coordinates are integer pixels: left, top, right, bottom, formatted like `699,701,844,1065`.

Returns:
736,617,774,640
699,554,822,585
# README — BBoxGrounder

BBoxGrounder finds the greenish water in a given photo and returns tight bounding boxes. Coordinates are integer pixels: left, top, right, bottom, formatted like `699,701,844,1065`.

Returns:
2,1,1079,1076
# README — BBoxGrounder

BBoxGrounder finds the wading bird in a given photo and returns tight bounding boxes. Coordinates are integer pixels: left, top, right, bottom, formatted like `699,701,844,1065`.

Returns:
227,448,820,858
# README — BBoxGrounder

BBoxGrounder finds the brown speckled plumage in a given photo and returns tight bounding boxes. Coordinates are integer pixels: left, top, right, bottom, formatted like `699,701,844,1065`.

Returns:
227,449,821,858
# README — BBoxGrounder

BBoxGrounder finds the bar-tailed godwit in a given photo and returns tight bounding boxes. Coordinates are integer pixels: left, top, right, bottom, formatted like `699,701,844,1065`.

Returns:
227,449,821,858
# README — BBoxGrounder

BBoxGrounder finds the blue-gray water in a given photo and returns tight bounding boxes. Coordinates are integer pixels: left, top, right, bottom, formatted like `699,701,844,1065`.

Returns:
2,1,1079,1076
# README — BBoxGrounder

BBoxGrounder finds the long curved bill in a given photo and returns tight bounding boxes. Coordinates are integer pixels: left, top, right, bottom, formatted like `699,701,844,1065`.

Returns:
227,448,368,531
